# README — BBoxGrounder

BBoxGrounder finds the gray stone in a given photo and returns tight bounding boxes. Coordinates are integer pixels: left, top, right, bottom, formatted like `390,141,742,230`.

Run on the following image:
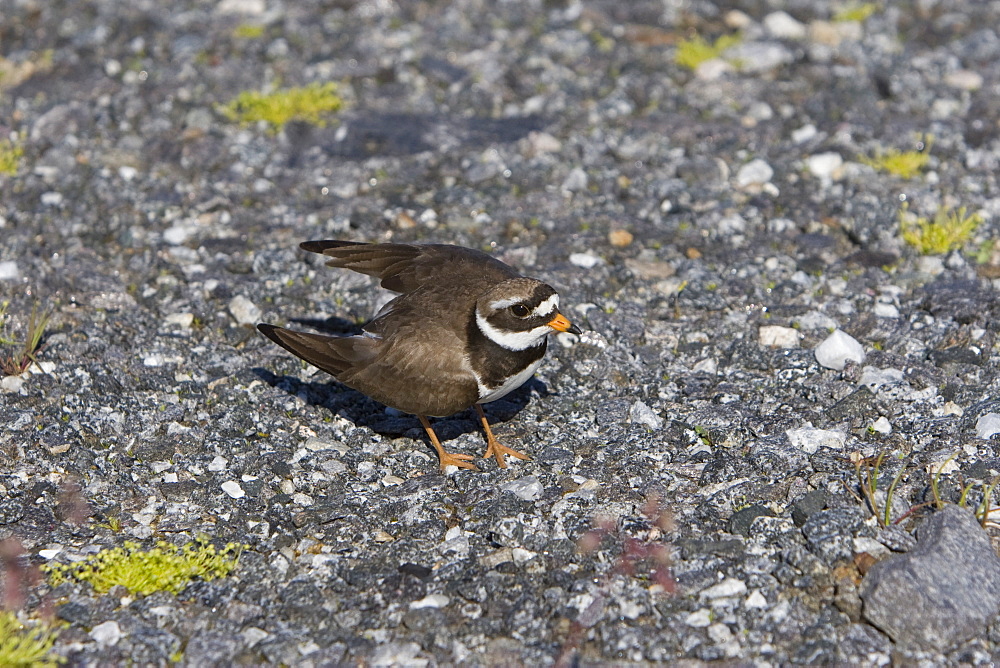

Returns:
859,505,1000,649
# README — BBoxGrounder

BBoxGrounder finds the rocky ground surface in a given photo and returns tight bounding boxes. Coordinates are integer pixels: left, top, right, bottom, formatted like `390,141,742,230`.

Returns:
2,0,1000,665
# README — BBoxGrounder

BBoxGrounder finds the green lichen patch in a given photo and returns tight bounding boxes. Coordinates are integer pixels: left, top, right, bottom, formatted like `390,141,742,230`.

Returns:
833,2,878,23
674,33,742,71
220,82,342,132
233,23,265,39
0,611,63,667
44,539,244,596
860,138,931,179
0,137,24,176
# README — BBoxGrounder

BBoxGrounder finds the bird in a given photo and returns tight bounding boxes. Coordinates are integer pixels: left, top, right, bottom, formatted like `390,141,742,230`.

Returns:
257,240,582,472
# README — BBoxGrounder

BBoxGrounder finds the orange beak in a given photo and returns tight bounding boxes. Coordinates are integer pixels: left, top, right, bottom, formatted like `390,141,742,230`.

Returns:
547,312,582,335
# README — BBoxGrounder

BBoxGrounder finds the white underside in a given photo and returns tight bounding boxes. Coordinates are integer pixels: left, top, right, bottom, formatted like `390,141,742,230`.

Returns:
476,356,544,403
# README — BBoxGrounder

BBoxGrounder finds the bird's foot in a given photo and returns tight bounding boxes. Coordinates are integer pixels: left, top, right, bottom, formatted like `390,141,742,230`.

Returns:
482,436,530,469
437,450,480,472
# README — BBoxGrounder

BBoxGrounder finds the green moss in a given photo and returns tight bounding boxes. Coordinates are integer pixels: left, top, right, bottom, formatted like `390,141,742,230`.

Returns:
674,33,741,70
220,82,343,132
44,539,244,596
899,204,982,255
860,139,931,179
0,611,63,667
0,137,24,176
833,2,878,22
233,23,265,39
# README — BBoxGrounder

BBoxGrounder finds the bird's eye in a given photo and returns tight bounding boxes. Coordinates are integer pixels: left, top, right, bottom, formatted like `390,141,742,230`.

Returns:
510,304,530,318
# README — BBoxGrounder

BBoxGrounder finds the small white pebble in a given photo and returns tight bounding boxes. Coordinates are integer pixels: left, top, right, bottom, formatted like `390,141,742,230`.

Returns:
786,426,846,454
870,417,892,434
735,159,774,188
873,302,900,318
38,549,62,560
0,261,20,281
699,577,747,600
764,11,807,39
685,608,713,627
229,295,262,325
759,325,801,348
629,400,663,430
208,455,228,472
859,366,905,391
410,594,450,609
815,329,864,370
560,167,588,193
165,312,195,327
792,124,817,144
976,413,1000,439
221,481,245,498
40,191,64,206
90,621,123,647
807,152,843,180
569,252,602,269
501,476,543,502
944,69,983,91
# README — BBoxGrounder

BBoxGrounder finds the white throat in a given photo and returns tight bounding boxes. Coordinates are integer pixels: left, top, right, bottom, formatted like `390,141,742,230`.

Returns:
476,311,552,351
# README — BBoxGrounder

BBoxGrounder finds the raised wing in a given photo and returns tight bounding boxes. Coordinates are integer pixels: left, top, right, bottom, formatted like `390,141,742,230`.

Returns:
299,240,519,294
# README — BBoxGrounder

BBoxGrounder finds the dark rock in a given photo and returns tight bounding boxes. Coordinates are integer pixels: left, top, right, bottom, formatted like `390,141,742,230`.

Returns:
676,538,745,559
729,504,775,537
182,631,242,667
919,280,996,324
825,386,877,423
398,562,433,580
929,347,983,367
859,505,1000,649
595,399,631,427
537,446,574,467
56,600,92,626
791,490,831,527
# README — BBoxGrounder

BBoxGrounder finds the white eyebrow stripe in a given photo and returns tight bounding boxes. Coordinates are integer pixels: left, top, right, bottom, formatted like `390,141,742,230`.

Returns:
532,293,559,318
488,297,522,310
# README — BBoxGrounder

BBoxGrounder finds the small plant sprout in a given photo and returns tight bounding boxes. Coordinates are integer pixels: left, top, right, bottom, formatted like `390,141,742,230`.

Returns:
674,33,742,70
0,611,63,667
898,203,983,255
0,301,52,376
850,451,906,527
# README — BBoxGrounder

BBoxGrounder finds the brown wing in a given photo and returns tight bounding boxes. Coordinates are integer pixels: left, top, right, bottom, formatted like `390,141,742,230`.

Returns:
257,323,479,417
299,241,520,294
256,324,377,378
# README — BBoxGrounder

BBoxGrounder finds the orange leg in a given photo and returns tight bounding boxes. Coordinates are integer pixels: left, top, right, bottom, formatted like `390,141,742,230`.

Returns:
418,415,479,472
476,404,530,469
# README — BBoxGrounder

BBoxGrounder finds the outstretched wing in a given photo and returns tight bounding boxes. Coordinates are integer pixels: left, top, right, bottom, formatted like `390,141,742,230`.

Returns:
256,323,377,379
299,240,519,294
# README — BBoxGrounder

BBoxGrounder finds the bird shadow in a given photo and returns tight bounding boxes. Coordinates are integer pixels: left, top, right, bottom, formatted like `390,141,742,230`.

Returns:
252,367,547,447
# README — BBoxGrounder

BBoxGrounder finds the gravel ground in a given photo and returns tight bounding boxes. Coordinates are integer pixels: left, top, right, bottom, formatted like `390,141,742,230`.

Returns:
2,0,1000,665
